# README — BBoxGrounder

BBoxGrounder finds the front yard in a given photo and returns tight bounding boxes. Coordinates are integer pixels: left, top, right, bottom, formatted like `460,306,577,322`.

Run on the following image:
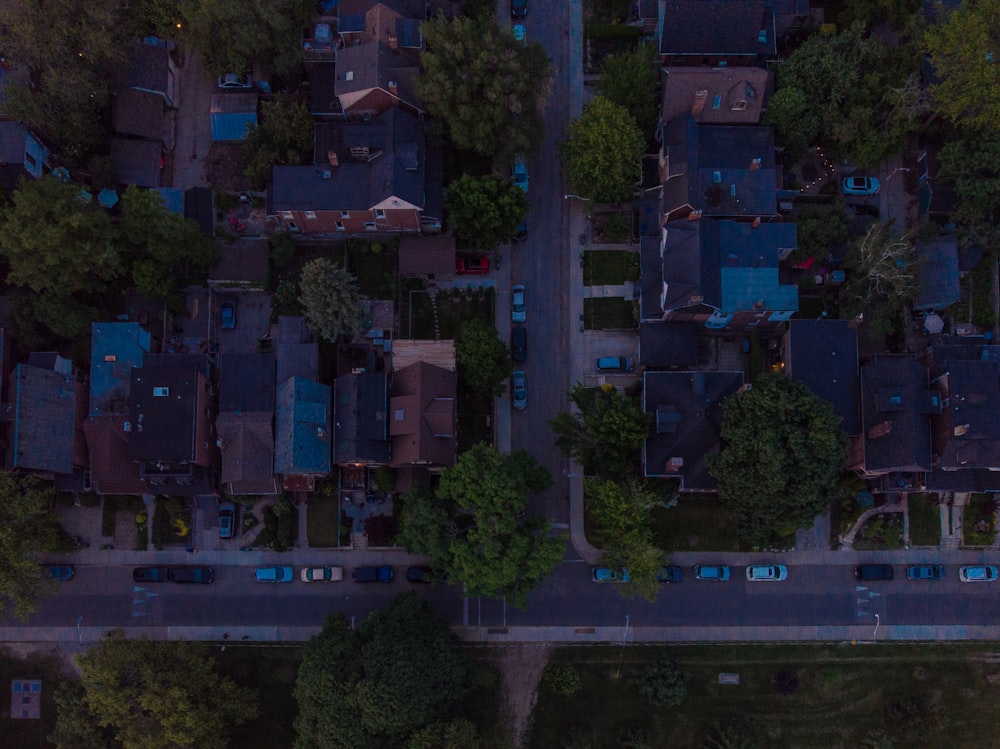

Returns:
963,493,997,546
907,493,941,546
650,497,742,552
583,250,638,286
582,297,637,330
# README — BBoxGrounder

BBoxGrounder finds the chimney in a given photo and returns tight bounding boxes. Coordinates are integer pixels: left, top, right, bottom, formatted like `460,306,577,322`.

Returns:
751,216,761,228
665,456,684,473
687,210,703,221
691,90,708,118
327,150,339,167
868,421,892,440
388,33,398,50
388,80,398,96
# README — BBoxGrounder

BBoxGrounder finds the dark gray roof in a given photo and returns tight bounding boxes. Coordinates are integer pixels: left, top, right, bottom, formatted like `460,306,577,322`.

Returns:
128,366,200,462
639,322,699,369
124,43,171,97
219,354,276,412
333,372,390,464
113,89,164,140
643,370,744,489
184,187,215,235
860,355,934,474
925,467,1000,492
276,317,319,384
334,42,421,110
396,18,422,48
914,235,960,312
785,319,860,435
309,62,341,116
0,122,27,163
659,1,776,58
10,364,79,474
934,356,1000,472
110,138,161,188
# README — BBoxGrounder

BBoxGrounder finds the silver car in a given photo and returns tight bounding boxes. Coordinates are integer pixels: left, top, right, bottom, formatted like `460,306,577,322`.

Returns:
512,370,527,410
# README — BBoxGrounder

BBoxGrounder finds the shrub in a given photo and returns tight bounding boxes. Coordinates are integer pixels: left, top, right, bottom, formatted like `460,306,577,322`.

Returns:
373,466,396,493
543,663,582,696
363,513,397,546
603,213,631,243
635,655,688,707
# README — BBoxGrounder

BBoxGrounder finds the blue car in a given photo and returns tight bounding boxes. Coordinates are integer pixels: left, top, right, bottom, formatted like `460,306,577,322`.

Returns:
656,565,683,583
694,565,731,582
592,567,630,583
43,564,75,581
255,566,293,583
906,564,944,581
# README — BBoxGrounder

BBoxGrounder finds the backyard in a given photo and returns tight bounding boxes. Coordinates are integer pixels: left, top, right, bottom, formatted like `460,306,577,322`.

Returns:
407,286,495,340
530,643,1000,749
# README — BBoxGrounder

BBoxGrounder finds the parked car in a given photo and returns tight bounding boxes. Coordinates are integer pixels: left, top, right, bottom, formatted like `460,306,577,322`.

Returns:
513,23,526,42
592,567,630,583
841,176,880,195
512,370,527,410
906,564,944,581
132,566,170,583
353,565,394,583
220,299,237,330
420,216,442,233
218,501,235,539
218,72,253,89
255,566,293,583
746,564,788,582
596,356,634,372
694,565,731,582
301,566,344,582
514,221,528,242
513,156,529,192
511,284,526,323
168,566,215,584
42,564,75,581
655,565,683,583
406,566,434,583
456,254,490,275
854,564,893,581
959,565,998,583
511,0,527,18
511,326,527,362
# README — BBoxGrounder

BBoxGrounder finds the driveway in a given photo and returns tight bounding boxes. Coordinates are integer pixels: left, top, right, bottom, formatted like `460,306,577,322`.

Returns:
170,51,215,189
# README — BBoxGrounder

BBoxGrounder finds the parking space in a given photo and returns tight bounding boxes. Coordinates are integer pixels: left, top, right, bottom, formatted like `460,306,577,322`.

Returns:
581,330,640,387
215,290,272,354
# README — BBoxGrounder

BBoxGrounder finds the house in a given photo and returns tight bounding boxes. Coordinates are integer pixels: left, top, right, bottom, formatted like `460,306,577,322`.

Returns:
269,108,425,235
659,117,779,219
110,137,162,188
274,376,332,488
122,41,176,107
0,122,50,191
398,235,456,280
913,235,960,313
113,89,166,142
333,372,389,465
657,0,776,66
128,356,218,494
638,218,798,330
216,353,278,495
275,316,319,384
210,94,258,141
7,355,87,478
660,67,773,126
389,361,457,470
782,319,860,436
643,370,745,490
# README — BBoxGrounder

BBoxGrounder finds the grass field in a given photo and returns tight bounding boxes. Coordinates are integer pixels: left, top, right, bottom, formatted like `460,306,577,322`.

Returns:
583,297,636,330
306,497,341,547
908,494,942,547
650,496,742,552
530,643,1000,749
583,251,637,286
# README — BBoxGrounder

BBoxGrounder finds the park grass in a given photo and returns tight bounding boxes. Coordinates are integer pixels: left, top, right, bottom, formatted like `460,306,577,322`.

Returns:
583,250,632,286
650,496,742,553
908,494,941,547
306,497,341,548
962,493,997,547
529,643,1000,749
583,297,636,330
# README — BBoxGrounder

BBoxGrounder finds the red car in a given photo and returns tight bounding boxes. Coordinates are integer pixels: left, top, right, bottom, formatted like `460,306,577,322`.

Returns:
456,254,491,274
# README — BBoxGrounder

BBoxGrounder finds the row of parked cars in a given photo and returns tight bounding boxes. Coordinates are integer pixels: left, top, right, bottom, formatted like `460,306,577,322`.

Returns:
593,564,1000,584
130,564,434,584
855,563,999,582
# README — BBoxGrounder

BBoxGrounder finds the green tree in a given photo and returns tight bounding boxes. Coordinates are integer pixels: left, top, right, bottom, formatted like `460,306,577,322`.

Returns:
243,97,315,189
550,383,651,478
842,223,919,342
396,483,454,574
709,374,848,547
0,473,68,620
405,718,479,749
75,633,257,749
792,202,849,264
562,96,644,203
700,717,760,749
417,14,552,159
761,87,820,159
636,656,689,707
294,595,471,748
925,1,1000,133
436,444,563,607
49,681,116,749
939,132,1000,250
596,44,658,138
298,258,368,342
456,319,513,398
444,173,529,249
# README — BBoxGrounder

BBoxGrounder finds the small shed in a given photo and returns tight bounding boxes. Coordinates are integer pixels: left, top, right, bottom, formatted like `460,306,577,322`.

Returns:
914,235,960,312
210,94,259,141
10,680,41,720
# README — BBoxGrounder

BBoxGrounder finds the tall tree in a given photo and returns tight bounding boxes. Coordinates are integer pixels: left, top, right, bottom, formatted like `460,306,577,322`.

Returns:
0,473,68,620
842,223,919,342
243,97,315,189
294,595,471,749
456,319,513,398
396,483,454,574
444,173,529,249
925,1,1000,133
298,258,368,342
550,383,651,479
436,444,563,607
596,44,658,138
417,14,552,159
74,633,257,749
49,682,116,749
562,96,645,203
708,374,848,547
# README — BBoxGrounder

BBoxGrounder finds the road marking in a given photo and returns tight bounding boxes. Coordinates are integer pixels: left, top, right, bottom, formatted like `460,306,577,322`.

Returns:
133,585,145,592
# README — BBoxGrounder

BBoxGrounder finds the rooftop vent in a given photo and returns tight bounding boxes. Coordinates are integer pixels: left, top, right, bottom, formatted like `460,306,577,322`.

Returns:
153,387,169,397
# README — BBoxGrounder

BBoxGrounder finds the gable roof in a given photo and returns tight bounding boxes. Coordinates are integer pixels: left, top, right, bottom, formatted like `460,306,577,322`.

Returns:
124,42,173,101
9,363,83,474
113,89,165,141
859,355,935,474
638,322,699,368
914,235,960,312
110,138,162,188
219,353,276,412
275,316,319,384
389,361,457,468
933,354,1000,472
90,322,151,417
82,414,147,495
643,370,744,489
335,42,422,113
333,372,390,464
184,187,215,235
659,0,776,58
661,67,772,125
274,377,332,475
398,235,456,278
785,319,860,435
216,411,277,494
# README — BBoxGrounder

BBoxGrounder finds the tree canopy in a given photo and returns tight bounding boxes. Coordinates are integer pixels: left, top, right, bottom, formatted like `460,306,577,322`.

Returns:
417,14,552,159
550,383,651,479
456,319,513,398
243,97,316,189
294,594,471,749
298,258,368,342
71,633,257,749
596,44,658,139
562,96,645,203
444,173,529,249
0,473,68,620
842,223,919,342
709,374,848,547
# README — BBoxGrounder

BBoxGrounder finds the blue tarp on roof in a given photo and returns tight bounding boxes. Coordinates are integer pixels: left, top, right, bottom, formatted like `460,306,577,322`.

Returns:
211,112,257,141
154,187,183,214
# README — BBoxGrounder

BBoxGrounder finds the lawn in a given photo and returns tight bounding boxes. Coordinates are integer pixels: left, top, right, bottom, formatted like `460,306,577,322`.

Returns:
853,512,904,550
530,643,1000,749
346,239,399,300
408,287,495,340
650,496,742,552
583,297,637,330
0,645,70,748
214,646,302,749
963,493,997,546
908,494,941,547
306,497,342,547
583,250,638,286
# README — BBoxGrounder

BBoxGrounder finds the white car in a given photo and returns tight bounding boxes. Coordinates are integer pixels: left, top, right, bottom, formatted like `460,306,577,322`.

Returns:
511,284,526,323
300,566,344,582
746,564,788,582
959,565,998,583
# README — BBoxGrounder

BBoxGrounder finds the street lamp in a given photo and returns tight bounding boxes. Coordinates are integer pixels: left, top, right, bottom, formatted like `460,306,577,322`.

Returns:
563,194,591,202
77,615,83,645
873,613,880,644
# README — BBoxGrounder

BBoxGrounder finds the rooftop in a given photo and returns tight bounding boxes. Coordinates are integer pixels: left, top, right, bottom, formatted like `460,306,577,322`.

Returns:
784,319,860,435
